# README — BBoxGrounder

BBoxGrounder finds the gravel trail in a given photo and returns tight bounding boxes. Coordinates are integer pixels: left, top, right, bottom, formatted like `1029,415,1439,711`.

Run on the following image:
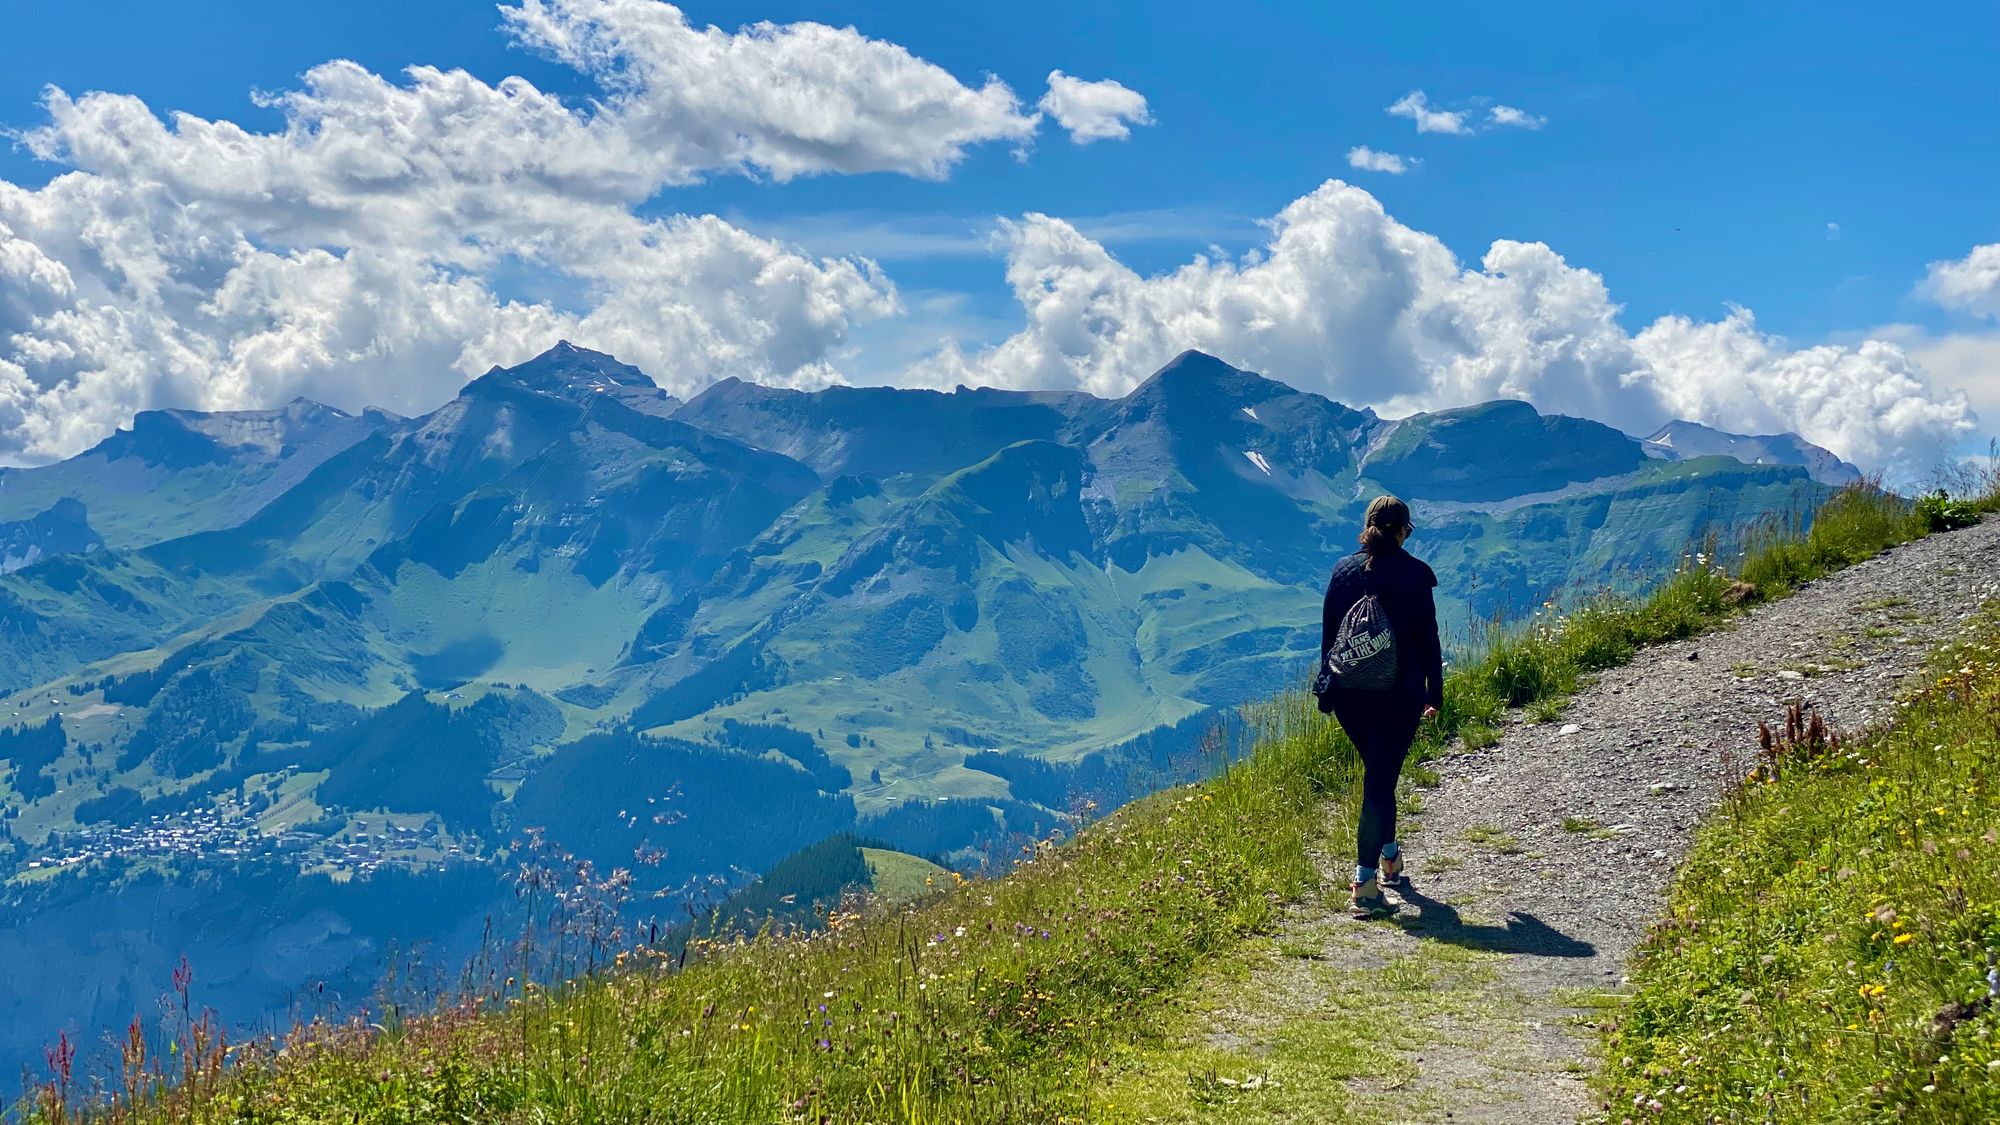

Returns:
1223,519,2000,1123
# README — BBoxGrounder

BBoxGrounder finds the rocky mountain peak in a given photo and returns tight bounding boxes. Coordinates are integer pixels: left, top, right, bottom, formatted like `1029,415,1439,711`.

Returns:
463,342,670,409
1118,350,1290,413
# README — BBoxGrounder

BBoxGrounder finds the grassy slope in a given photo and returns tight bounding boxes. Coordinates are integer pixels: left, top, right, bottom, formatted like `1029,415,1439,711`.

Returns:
46,696,1342,1123
1600,615,2000,1122
860,848,958,904
16,483,1990,1123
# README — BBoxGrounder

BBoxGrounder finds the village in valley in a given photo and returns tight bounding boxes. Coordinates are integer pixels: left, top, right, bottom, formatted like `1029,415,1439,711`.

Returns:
3,683,493,888
18,800,481,883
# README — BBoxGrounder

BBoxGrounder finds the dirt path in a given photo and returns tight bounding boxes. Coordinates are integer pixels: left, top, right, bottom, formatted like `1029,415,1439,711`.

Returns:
1148,519,2000,1123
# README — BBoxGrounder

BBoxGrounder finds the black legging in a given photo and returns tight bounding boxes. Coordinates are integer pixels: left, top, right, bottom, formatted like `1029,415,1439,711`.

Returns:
1329,697,1422,874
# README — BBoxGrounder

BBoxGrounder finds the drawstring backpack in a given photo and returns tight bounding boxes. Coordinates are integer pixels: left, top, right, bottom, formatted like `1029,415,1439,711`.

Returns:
1315,563,1400,696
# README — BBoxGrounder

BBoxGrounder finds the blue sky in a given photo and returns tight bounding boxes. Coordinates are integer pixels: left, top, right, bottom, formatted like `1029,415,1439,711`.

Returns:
0,0,1995,473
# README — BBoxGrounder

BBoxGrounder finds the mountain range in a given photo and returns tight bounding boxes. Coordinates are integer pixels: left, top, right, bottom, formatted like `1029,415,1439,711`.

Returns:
1640,419,1861,486
0,343,1842,1069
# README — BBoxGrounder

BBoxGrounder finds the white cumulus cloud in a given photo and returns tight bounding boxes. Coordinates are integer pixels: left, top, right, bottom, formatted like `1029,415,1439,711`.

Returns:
0,0,1142,463
1386,90,1469,135
500,0,1042,180
1346,146,1416,174
1924,242,2000,319
1487,104,1546,130
1037,71,1153,144
910,180,1976,479
1870,323,2000,446
1388,91,1546,136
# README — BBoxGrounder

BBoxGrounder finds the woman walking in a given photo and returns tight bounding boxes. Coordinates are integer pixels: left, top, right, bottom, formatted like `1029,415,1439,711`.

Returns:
1317,495,1444,918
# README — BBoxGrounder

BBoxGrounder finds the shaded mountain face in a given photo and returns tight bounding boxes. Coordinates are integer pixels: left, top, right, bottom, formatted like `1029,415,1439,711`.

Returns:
0,498,101,574
1361,399,1649,501
0,344,1834,1075
675,376,1090,480
1071,349,1378,582
1640,420,1862,486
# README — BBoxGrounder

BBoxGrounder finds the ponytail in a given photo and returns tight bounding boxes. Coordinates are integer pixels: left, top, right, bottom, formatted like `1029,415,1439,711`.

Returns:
1358,495,1412,569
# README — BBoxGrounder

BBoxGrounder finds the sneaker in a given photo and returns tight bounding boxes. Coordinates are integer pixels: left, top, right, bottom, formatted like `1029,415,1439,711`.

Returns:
1349,878,1392,918
1379,851,1406,887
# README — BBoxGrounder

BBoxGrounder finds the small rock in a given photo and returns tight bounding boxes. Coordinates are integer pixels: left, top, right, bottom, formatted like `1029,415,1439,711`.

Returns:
1649,782,1678,795
1778,670,1805,681
1559,723,1582,735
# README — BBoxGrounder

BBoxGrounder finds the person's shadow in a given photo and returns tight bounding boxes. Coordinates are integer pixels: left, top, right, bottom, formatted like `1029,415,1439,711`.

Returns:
1384,881,1595,958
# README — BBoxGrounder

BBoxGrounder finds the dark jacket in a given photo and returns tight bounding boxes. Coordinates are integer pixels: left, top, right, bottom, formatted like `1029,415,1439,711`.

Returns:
1320,545,1445,712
